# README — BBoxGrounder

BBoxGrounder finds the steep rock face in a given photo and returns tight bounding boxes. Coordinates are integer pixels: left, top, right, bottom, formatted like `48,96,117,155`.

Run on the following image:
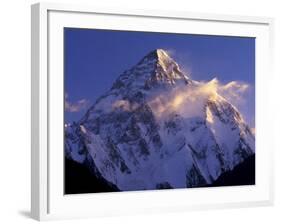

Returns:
65,49,255,191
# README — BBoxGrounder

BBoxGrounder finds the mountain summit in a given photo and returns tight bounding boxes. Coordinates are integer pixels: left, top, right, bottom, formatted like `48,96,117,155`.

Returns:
111,49,190,92
65,49,255,191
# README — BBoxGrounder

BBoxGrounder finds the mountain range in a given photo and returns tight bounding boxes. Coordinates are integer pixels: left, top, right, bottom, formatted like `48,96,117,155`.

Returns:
65,49,255,193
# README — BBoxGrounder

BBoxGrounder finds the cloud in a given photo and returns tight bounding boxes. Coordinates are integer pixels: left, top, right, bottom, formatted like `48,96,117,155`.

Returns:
147,78,251,122
111,99,141,112
112,100,131,111
65,94,89,112
148,78,219,119
218,81,250,104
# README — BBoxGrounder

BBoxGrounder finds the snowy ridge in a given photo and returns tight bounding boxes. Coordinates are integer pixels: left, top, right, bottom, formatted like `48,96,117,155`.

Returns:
65,49,255,190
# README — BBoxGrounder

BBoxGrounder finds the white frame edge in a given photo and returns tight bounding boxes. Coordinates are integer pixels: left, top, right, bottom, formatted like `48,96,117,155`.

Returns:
31,3,49,220
31,2,275,221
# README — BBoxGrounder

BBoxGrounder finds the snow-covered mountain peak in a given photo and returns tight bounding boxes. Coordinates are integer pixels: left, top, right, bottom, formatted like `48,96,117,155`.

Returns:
65,49,255,191
111,49,190,92
138,49,172,64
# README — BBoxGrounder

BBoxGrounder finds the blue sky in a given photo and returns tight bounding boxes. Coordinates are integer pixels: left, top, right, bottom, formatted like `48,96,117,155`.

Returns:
64,28,255,127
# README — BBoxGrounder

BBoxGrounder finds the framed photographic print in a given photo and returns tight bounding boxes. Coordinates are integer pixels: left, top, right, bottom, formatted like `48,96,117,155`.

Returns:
31,2,274,221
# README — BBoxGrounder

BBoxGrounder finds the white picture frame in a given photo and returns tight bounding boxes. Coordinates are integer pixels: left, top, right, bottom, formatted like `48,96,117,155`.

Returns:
31,2,274,221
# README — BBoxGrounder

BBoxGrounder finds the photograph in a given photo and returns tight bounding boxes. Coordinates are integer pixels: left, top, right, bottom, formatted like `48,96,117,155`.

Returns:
64,28,255,194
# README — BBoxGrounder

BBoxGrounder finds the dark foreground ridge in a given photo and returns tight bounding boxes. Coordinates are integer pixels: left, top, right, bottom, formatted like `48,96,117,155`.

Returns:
208,154,255,187
65,158,119,194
